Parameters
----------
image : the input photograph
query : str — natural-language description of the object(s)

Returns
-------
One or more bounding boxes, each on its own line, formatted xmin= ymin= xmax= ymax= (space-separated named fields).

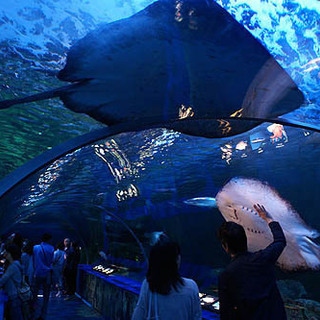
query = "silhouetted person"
xmin=63 ymin=238 xmax=71 ymax=252
xmin=20 ymin=241 xmax=34 ymax=320
xmin=0 ymin=244 xmax=23 ymax=320
xmin=7 ymin=232 xmax=23 ymax=250
xmin=21 ymin=241 xmax=34 ymax=285
xmin=132 ymin=240 xmax=201 ymax=320
xmin=52 ymin=242 xmax=65 ymax=297
xmin=32 ymin=233 xmax=54 ymax=320
xmin=63 ymin=238 xmax=75 ymax=295
xmin=218 ymin=204 xmax=287 ymax=320
xmin=69 ymin=241 xmax=81 ymax=295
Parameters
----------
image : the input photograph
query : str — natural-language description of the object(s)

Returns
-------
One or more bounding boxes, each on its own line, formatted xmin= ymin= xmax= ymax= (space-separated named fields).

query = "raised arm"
xmin=254 ymin=204 xmax=287 ymax=264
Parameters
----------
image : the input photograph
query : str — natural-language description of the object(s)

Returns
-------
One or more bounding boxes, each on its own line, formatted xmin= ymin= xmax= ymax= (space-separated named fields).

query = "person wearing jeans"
xmin=32 ymin=233 xmax=54 ymax=320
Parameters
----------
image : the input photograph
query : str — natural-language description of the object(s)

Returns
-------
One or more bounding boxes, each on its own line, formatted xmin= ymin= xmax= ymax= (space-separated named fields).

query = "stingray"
xmin=0 ymin=0 xmax=304 ymax=138
xmin=185 ymin=177 xmax=320 ymax=270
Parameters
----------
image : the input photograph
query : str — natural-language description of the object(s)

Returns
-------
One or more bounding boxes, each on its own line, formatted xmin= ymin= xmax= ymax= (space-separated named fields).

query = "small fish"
xmin=184 ymin=197 xmax=217 ymax=208
xmin=216 ymin=177 xmax=320 ymax=271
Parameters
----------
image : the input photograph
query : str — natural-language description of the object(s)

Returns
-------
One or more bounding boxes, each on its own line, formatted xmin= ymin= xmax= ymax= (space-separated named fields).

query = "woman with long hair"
xmin=132 ymin=240 xmax=201 ymax=320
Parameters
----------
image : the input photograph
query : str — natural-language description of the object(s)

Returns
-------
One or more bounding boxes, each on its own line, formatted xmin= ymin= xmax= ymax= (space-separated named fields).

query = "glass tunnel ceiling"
xmin=2 ymin=124 xmax=320 ymax=241
xmin=1 ymin=0 xmax=320 ymax=299
xmin=0 ymin=0 xmax=318 ymax=217
xmin=0 ymin=0 xmax=319 ymax=179
xmin=2 ymin=123 xmax=320 ymax=300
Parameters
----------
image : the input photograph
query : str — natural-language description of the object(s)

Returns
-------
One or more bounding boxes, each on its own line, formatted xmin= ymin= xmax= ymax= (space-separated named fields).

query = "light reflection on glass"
xmin=116 ymin=184 xmax=139 ymax=202
xmin=93 ymin=265 xmax=116 ymax=275
xmin=267 ymin=123 xmax=288 ymax=143
xmin=188 ymin=8 xmax=198 ymax=30
xmin=230 ymin=108 xmax=243 ymax=118
xmin=94 ymin=131 xmax=179 ymax=183
xmin=235 ymin=140 xmax=248 ymax=151
xmin=174 ymin=1 xmax=198 ymax=30
xmin=175 ymin=0 xmax=183 ymax=22
xmin=137 ymin=130 xmax=180 ymax=165
xmin=302 ymin=57 xmax=320 ymax=73
xmin=221 ymin=144 xmax=233 ymax=165
xmin=179 ymin=104 xmax=194 ymax=119
xmin=22 ymin=152 xmax=77 ymax=207
xmin=94 ymin=139 xmax=134 ymax=183
xmin=220 ymin=124 xmax=292 ymax=165
xmin=93 ymin=130 xmax=180 ymax=202
xmin=217 ymin=119 xmax=232 ymax=136
xmin=199 ymin=292 xmax=219 ymax=311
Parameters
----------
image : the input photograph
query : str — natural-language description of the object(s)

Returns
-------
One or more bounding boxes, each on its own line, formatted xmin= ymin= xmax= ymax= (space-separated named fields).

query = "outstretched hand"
xmin=253 ymin=204 xmax=273 ymax=224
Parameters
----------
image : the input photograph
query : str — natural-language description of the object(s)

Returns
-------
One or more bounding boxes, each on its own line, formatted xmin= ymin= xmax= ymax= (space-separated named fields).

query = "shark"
xmin=185 ymin=177 xmax=320 ymax=271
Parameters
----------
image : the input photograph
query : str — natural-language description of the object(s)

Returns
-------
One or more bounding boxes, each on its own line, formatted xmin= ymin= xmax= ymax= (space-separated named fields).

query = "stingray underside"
xmin=56 ymin=0 xmax=304 ymax=138
xmin=216 ymin=177 xmax=320 ymax=270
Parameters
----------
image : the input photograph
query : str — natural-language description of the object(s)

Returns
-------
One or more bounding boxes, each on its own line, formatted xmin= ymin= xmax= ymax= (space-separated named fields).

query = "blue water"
xmin=0 ymin=0 xmax=320 ymax=313
xmin=216 ymin=0 xmax=320 ymax=126
xmin=1 ymin=0 xmax=320 ymax=179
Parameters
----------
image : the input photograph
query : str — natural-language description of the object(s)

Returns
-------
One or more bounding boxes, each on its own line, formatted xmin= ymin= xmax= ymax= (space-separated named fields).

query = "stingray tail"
xmin=0 ymin=81 xmax=88 ymax=110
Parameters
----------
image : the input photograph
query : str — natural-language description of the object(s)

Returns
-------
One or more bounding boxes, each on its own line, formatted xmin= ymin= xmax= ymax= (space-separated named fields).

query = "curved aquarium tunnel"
xmin=1 ymin=122 xmax=320 ymax=306
xmin=1 ymin=0 xmax=320 ymax=317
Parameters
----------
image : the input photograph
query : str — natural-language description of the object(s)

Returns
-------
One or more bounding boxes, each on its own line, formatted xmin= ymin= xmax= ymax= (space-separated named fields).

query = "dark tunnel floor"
xmin=45 ymin=295 xmax=104 ymax=320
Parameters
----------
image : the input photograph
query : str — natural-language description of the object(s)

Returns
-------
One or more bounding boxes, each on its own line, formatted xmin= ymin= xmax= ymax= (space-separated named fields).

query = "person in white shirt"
xmin=52 ymin=242 xmax=65 ymax=297
xmin=132 ymin=240 xmax=202 ymax=320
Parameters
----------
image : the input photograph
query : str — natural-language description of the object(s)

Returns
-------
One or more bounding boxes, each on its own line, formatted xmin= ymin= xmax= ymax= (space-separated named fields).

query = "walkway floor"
xmin=45 ymin=295 xmax=104 ymax=320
